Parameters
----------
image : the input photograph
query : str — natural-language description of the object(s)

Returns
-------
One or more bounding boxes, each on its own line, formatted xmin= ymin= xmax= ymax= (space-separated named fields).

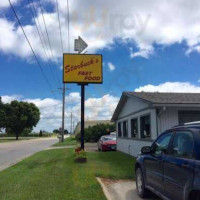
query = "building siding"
xmin=117 ymin=138 xmax=153 ymax=157
xmin=158 ymin=108 xmax=178 ymax=133
xmin=118 ymin=97 xmax=149 ymax=119
xmin=157 ymin=107 xmax=200 ymax=133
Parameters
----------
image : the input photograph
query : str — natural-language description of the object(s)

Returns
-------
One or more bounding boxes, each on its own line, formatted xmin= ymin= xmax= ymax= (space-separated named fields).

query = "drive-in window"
xmin=140 ymin=115 xmax=151 ymax=139
xmin=131 ymin=118 xmax=138 ymax=138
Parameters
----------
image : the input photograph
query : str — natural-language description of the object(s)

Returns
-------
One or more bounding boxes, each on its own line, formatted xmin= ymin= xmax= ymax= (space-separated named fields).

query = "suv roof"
xmin=171 ymin=121 xmax=200 ymax=130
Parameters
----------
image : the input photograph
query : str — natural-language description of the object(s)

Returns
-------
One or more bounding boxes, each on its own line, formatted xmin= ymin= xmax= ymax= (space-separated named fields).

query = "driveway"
xmin=0 ymin=137 xmax=57 ymax=171
xmin=85 ymin=142 xmax=98 ymax=152
xmin=97 ymin=178 xmax=160 ymax=200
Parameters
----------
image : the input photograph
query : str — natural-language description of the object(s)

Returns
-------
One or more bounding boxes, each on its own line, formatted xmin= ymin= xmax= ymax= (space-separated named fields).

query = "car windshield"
xmin=103 ymin=137 xmax=116 ymax=141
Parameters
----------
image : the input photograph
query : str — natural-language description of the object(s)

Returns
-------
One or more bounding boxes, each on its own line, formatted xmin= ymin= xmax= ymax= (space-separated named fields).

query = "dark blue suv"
xmin=135 ymin=122 xmax=200 ymax=200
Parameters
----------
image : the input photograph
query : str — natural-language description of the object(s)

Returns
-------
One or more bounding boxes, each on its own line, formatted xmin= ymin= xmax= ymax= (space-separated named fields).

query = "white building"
xmin=111 ymin=92 xmax=200 ymax=157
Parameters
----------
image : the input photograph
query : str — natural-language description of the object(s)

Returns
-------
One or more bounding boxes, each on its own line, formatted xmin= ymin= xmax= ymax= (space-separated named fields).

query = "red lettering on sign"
xmin=65 ymin=65 xmax=70 ymax=73
xmin=84 ymin=76 xmax=100 ymax=81
xmin=65 ymin=58 xmax=97 ymax=74
xmin=78 ymin=71 xmax=93 ymax=76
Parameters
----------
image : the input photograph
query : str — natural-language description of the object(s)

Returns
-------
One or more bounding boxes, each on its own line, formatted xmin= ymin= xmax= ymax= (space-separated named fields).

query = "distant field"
xmin=0 ymin=138 xmax=33 ymax=143
xmin=0 ymin=139 xmax=13 ymax=143
xmin=0 ymin=137 xmax=41 ymax=143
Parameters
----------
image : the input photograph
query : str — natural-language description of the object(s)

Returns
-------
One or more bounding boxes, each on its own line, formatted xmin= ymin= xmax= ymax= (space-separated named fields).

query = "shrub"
xmin=74 ymin=148 xmax=87 ymax=163
xmin=75 ymin=123 xmax=116 ymax=142
xmin=75 ymin=149 xmax=87 ymax=159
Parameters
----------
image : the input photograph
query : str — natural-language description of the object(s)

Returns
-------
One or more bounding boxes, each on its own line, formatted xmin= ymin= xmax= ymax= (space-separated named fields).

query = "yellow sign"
xmin=63 ymin=54 xmax=103 ymax=84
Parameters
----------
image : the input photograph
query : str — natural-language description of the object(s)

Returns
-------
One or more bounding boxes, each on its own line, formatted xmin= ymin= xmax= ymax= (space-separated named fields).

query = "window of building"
xmin=131 ymin=118 xmax=138 ymax=138
xmin=140 ymin=115 xmax=151 ymax=139
xmin=118 ymin=122 xmax=122 ymax=137
xmin=123 ymin=121 xmax=128 ymax=137
xmin=169 ymin=131 xmax=194 ymax=158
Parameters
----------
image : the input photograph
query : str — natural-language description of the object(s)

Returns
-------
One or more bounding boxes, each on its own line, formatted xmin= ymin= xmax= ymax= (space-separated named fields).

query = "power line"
xmin=66 ymin=0 xmax=70 ymax=53
xmin=30 ymin=0 xmax=61 ymax=89
xmin=30 ymin=0 xmax=49 ymax=56
xmin=55 ymin=0 xmax=64 ymax=53
xmin=8 ymin=0 xmax=56 ymax=99
xmin=38 ymin=0 xmax=62 ymax=88
xmin=28 ymin=0 xmax=60 ymax=89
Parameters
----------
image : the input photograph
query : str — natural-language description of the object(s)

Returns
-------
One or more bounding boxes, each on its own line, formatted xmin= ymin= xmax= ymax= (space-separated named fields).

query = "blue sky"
xmin=1 ymin=0 xmax=200 ymax=131
xmin=2 ymin=41 xmax=200 ymax=99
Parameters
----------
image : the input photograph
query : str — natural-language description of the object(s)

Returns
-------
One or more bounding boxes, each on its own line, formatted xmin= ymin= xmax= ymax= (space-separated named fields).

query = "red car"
xmin=98 ymin=135 xmax=117 ymax=151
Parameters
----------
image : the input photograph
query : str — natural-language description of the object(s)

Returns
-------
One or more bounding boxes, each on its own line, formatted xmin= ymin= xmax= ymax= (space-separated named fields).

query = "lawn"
xmin=53 ymin=136 xmax=79 ymax=146
xmin=0 ymin=138 xmax=34 ymax=143
xmin=0 ymin=149 xmax=135 ymax=200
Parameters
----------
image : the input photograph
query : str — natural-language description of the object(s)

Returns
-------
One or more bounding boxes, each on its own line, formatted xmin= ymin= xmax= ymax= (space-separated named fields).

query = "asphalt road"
xmin=0 ymin=137 xmax=57 ymax=171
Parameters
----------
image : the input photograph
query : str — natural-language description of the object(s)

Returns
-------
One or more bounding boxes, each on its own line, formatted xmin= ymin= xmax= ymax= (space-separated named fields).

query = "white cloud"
xmin=0 ymin=0 xmax=21 ymax=8
xmin=1 ymin=93 xmax=118 ymax=132
xmin=135 ymin=82 xmax=200 ymax=93
xmin=186 ymin=45 xmax=200 ymax=55
xmin=85 ymin=94 xmax=119 ymax=120
xmin=66 ymin=92 xmax=81 ymax=103
xmin=107 ymin=62 xmax=115 ymax=71
xmin=1 ymin=95 xmax=22 ymax=103
xmin=2 ymin=0 xmax=200 ymax=61
xmin=0 ymin=18 xmax=45 ymax=60
xmin=130 ymin=46 xmax=154 ymax=59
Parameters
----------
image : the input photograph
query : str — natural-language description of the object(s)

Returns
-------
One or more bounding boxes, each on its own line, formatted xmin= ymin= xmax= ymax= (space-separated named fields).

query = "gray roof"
xmin=125 ymin=92 xmax=200 ymax=104
xmin=111 ymin=92 xmax=200 ymax=122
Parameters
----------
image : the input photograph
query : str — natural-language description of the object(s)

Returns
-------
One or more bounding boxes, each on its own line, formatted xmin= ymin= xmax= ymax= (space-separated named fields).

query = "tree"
xmin=53 ymin=129 xmax=68 ymax=134
xmin=0 ymin=97 xmax=6 ymax=130
xmin=4 ymin=100 xmax=40 ymax=140
xmin=64 ymin=129 xmax=69 ymax=134
xmin=53 ymin=129 xmax=59 ymax=133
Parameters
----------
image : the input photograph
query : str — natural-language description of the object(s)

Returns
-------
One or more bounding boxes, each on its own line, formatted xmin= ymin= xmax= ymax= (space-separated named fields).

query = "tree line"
xmin=0 ymin=97 xmax=40 ymax=140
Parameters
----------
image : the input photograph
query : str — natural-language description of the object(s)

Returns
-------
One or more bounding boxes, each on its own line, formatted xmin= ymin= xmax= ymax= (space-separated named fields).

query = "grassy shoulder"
xmin=0 ymin=149 xmax=135 ymax=200
xmin=0 ymin=139 xmax=14 ymax=143
xmin=0 ymin=138 xmax=35 ymax=143
xmin=53 ymin=136 xmax=79 ymax=146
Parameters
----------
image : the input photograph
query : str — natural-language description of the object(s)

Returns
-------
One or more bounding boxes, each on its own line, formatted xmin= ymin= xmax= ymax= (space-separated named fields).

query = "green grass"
xmin=0 ymin=149 xmax=135 ymax=200
xmin=53 ymin=136 xmax=79 ymax=146
xmin=0 ymin=138 xmax=33 ymax=143
xmin=0 ymin=139 xmax=13 ymax=143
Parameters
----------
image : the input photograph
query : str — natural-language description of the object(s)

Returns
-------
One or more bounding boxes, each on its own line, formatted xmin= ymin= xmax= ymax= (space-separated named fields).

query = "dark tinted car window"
xmin=152 ymin=132 xmax=173 ymax=155
xmin=169 ymin=131 xmax=194 ymax=158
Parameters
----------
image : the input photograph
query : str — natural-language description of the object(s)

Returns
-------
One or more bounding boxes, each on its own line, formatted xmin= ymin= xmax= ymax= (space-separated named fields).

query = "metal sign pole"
xmin=80 ymin=84 xmax=85 ymax=150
